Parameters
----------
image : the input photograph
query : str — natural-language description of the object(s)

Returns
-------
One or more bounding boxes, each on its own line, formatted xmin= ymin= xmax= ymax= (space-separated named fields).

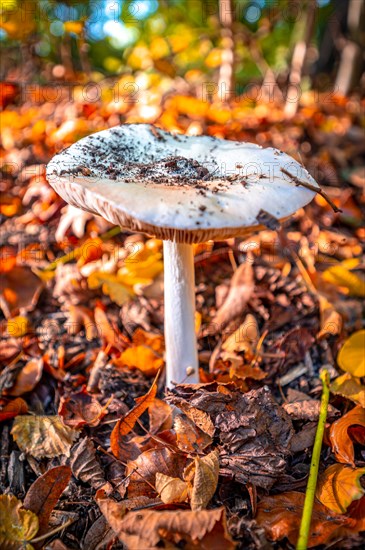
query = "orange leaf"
xmin=117 ymin=345 xmax=164 ymax=377
xmin=329 ymin=405 xmax=365 ymax=466
xmin=0 ymin=398 xmax=28 ymax=422
xmin=4 ymin=358 xmax=43 ymax=397
xmin=111 ymin=372 xmax=159 ymax=456
xmin=316 ymin=463 xmax=365 ymax=514
xmin=23 ymin=465 xmax=71 ymax=536
xmin=255 ymin=491 xmax=355 ymax=547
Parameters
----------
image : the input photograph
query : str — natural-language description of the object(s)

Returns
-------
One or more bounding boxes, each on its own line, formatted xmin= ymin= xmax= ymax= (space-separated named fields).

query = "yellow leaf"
xmin=322 ymin=263 xmax=365 ymax=297
xmin=0 ymin=494 xmax=38 ymax=550
xmin=337 ymin=330 xmax=365 ymax=378
xmin=316 ymin=464 xmax=365 ymax=514
xmin=330 ymin=373 xmax=365 ymax=408
xmin=64 ymin=21 xmax=84 ymax=34
xmin=11 ymin=416 xmax=79 ymax=458
xmin=118 ymin=252 xmax=163 ymax=286
xmin=317 ymin=295 xmax=342 ymax=339
xmin=132 ymin=328 xmax=164 ymax=352
xmin=117 ymin=345 xmax=164 ymax=377
xmin=155 ymin=473 xmax=188 ymax=504
xmin=184 ymin=449 xmax=219 ymax=510
xmin=7 ymin=316 xmax=30 ymax=337
xmin=87 ymin=272 xmax=133 ymax=306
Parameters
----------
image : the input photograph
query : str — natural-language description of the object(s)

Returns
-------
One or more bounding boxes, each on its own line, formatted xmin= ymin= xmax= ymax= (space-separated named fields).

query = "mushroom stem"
xmin=163 ymin=240 xmax=199 ymax=387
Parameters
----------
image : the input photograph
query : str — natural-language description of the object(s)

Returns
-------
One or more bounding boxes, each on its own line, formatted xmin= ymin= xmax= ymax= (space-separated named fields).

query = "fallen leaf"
xmin=329 ymin=405 xmax=365 ymax=466
xmin=166 ymin=395 xmax=215 ymax=438
xmin=174 ymin=414 xmax=212 ymax=453
xmin=7 ymin=315 xmax=30 ymax=337
xmin=70 ymin=437 xmax=111 ymax=491
xmin=11 ymin=415 xmax=79 ymax=458
xmin=330 ymin=373 xmax=365 ymax=407
xmin=184 ymin=449 xmax=219 ymax=510
xmin=0 ymin=398 xmax=28 ymax=422
xmin=155 ymin=472 xmax=188 ymax=504
xmin=98 ymin=501 xmax=235 ymax=550
xmin=222 ymin=313 xmax=259 ymax=353
xmin=23 ymin=466 xmax=71 ymax=535
xmin=0 ymin=266 xmax=43 ymax=316
xmin=94 ymin=306 xmax=123 ymax=348
xmin=148 ymin=398 xmax=173 ymax=434
xmin=322 ymin=263 xmax=365 ymax=297
xmin=316 ymin=463 xmax=365 ymax=514
xmin=0 ymin=195 xmax=21 ymax=217
xmin=317 ymin=294 xmax=342 ymax=339
xmin=88 ymin=272 xmax=133 ymax=306
xmin=131 ymin=328 xmax=164 ymax=353
xmin=168 ymin=384 xmax=293 ymax=489
xmin=0 ymin=494 xmax=38 ymax=550
xmin=58 ymin=388 xmax=110 ymax=428
xmin=337 ymin=330 xmax=365 ymax=378
xmin=116 ymin=345 xmax=164 ymax=377
xmin=255 ymin=491 xmax=355 ymax=547
xmin=111 ymin=373 xmax=159 ymax=451
xmin=126 ymin=447 xmax=187 ymax=498
xmin=211 ymin=260 xmax=254 ymax=330
xmin=283 ymin=399 xmax=339 ymax=421
xmin=4 ymin=358 xmax=43 ymax=397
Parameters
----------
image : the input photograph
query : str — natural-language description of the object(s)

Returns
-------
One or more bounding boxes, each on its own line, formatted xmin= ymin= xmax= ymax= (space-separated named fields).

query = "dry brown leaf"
xmin=111 ymin=373 xmax=159 ymax=455
xmin=148 ymin=398 xmax=173 ymax=434
xmin=23 ymin=465 xmax=71 ymax=535
xmin=11 ymin=415 xmax=79 ymax=458
xmin=94 ymin=306 xmax=123 ymax=349
xmin=4 ymin=358 xmax=43 ymax=397
xmin=126 ymin=447 xmax=187 ymax=498
xmin=70 ymin=437 xmax=111 ymax=491
xmin=155 ymin=472 xmax=188 ymax=504
xmin=0 ymin=397 xmax=28 ymax=422
xmin=67 ymin=305 xmax=98 ymax=341
xmin=283 ymin=400 xmax=339 ymax=421
xmin=330 ymin=373 xmax=365 ymax=407
xmin=329 ymin=405 xmax=365 ymax=466
xmin=184 ymin=449 xmax=219 ymax=510
xmin=58 ymin=388 xmax=110 ymax=428
xmin=174 ymin=414 xmax=212 ymax=453
xmin=0 ymin=494 xmax=39 ymax=550
xmin=255 ymin=491 xmax=355 ymax=547
xmin=166 ymin=395 xmax=215 ymax=437
xmin=316 ymin=463 xmax=365 ymax=514
xmin=211 ymin=260 xmax=254 ymax=330
xmin=97 ymin=498 xmax=235 ymax=550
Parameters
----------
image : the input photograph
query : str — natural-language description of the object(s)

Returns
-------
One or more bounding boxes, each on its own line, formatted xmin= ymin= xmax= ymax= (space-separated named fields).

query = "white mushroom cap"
xmin=46 ymin=124 xmax=319 ymax=243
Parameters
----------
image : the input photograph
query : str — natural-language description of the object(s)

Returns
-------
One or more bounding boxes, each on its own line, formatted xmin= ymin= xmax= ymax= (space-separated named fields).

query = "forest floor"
xmin=0 ymin=87 xmax=364 ymax=549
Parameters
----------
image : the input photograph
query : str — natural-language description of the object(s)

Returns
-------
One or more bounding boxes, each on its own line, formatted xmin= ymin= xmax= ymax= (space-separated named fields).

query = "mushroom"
xmin=46 ymin=124 xmax=319 ymax=387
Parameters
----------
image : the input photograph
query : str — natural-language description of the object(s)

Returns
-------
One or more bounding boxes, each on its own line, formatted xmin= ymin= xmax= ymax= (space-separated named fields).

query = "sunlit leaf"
xmin=337 ymin=330 xmax=365 ymax=378
xmin=316 ymin=463 xmax=365 ymax=514
xmin=322 ymin=263 xmax=365 ymax=297
xmin=6 ymin=315 xmax=30 ymax=338
xmin=116 ymin=345 xmax=164 ymax=377
xmin=11 ymin=415 xmax=79 ymax=458
xmin=4 ymin=358 xmax=43 ymax=397
xmin=330 ymin=373 xmax=365 ymax=408
xmin=155 ymin=473 xmax=188 ymax=504
xmin=0 ymin=494 xmax=38 ymax=550
xmin=88 ymin=272 xmax=133 ymax=306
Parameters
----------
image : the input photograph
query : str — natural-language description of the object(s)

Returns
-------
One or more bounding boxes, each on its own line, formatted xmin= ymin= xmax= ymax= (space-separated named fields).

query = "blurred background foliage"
xmin=0 ymin=0 xmax=363 ymax=95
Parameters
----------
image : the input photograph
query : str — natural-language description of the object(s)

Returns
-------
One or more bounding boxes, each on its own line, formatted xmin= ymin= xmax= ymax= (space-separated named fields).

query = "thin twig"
xmin=280 ymin=168 xmax=342 ymax=213
xmin=31 ymin=517 xmax=76 ymax=543
xmin=296 ymin=369 xmax=330 ymax=550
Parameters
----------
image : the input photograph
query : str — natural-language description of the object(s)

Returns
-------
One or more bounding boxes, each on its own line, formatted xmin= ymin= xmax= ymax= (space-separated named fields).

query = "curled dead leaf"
xmin=155 ymin=472 xmax=188 ymax=504
xmin=70 ymin=437 xmax=111 ymax=491
xmin=329 ymin=405 xmax=365 ymax=466
xmin=4 ymin=358 xmax=43 ymax=397
xmin=0 ymin=397 xmax=28 ymax=422
xmin=184 ymin=449 xmax=219 ymax=510
xmin=58 ymin=388 xmax=111 ymax=428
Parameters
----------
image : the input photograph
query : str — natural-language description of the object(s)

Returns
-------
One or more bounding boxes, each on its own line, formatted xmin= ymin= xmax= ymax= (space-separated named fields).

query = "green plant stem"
xmin=296 ymin=369 xmax=330 ymax=550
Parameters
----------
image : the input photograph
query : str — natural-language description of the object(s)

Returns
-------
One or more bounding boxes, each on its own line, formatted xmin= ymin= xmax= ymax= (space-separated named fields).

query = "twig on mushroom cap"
xmin=280 ymin=167 xmax=342 ymax=213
